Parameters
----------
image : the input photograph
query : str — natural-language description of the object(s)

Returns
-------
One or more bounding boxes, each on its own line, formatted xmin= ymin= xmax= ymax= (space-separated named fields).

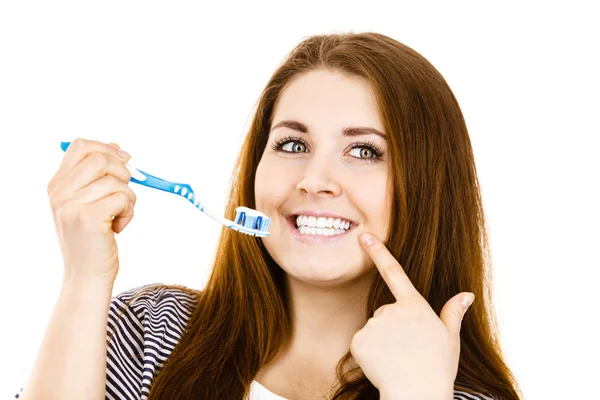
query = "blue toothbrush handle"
xmin=60 ymin=141 xmax=195 ymax=199
xmin=59 ymin=141 xmax=269 ymax=236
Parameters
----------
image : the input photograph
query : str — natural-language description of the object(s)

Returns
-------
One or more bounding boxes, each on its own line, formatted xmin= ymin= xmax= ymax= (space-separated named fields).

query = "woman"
xmin=17 ymin=32 xmax=522 ymax=399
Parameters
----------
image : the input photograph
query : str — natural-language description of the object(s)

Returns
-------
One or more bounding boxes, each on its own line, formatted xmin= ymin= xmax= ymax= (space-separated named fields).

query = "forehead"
xmin=272 ymin=69 xmax=385 ymax=133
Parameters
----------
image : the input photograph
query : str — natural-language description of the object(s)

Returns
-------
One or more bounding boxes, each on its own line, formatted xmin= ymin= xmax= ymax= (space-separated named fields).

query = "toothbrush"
xmin=60 ymin=141 xmax=270 ymax=237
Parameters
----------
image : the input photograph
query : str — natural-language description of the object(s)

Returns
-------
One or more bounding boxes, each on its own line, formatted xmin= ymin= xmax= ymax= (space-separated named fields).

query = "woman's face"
xmin=255 ymin=69 xmax=392 ymax=286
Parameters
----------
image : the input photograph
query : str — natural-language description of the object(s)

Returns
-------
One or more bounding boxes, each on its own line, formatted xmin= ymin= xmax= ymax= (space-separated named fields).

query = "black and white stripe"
xmin=104 ymin=283 xmax=197 ymax=399
xmin=15 ymin=283 xmax=497 ymax=399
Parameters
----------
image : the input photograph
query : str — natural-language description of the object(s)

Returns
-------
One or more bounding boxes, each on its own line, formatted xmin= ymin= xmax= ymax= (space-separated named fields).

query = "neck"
xmin=254 ymin=271 xmax=374 ymax=399
xmin=281 ymin=269 xmax=376 ymax=369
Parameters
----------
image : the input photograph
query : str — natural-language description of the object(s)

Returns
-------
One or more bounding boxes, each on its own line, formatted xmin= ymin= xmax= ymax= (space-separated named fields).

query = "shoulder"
xmin=106 ymin=282 xmax=199 ymax=399
xmin=454 ymin=390 xmax=498 ymax=400
xmin=107 ymin=282 xmax=198 ymax=344
xmin=107 ymin=281 xmax=200 ymax=347
xmin=109 ymin=282 xmax=199 ymax=313
xmin=108 ymin=282 xmax=198 ymax=328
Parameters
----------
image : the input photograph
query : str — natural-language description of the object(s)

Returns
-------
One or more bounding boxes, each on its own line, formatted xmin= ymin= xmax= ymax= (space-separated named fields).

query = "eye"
xmin=349 ymin=146 xmax=378 ymax=160
xmin=277 ymin=138 xmax=307 ymax=153
xmin=271 ymin=136 xmax=384 ymax=163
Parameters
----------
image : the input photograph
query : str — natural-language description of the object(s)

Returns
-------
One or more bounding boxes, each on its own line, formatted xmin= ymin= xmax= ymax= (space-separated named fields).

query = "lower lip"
xmin=286 ymin=217 xmax=356 ymax=244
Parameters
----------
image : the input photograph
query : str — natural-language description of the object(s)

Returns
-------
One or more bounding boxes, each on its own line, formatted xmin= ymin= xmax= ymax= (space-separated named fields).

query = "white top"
xmin=248 ymin=380 xmax=287 ymax=399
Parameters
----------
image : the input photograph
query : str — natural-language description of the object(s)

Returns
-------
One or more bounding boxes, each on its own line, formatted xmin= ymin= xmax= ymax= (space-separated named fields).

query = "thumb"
xmin=440 ymin=292 xmax=475 ymax=336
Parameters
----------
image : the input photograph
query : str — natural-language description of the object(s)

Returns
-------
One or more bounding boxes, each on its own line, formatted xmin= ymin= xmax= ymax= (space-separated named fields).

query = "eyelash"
xmin=270 ymin=136 xmax=384 ymax=163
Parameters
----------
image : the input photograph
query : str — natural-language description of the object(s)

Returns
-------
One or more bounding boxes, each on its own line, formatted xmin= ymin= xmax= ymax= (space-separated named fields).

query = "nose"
xmin=295 ymin=153 xmax=342 ymax=197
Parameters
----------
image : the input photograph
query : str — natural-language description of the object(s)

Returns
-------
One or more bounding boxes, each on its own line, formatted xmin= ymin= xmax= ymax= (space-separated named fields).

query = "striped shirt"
xmin=15 ymin=283 xmax=496 ymax=399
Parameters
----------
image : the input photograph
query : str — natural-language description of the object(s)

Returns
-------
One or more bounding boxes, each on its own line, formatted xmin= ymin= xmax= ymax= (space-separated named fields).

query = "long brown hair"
xmin=122 ymin=32 xmax=522 ymax=399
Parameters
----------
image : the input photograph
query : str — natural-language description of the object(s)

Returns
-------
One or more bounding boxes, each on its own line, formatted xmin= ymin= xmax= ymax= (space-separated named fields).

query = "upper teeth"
xmin=295 ymin=215 xmax=352 ymax=230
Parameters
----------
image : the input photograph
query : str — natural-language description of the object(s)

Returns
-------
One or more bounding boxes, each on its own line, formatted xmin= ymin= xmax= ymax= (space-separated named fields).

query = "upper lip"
xmin=287 ymin=210 xmax=358 ymax=225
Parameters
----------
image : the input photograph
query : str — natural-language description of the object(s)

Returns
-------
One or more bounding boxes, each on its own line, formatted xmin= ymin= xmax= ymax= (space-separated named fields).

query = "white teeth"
xmin=294 ymin=214 xmax=353 ymax=232
xmin=298 ymin=226 xmax=347 ymax=236
xmin=296 ymin=215 xmax=351 ymax=229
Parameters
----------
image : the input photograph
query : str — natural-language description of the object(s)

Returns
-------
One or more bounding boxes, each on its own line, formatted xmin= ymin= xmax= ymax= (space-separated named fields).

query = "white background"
xmin=1 ymin=1 xmax=598 ymax=398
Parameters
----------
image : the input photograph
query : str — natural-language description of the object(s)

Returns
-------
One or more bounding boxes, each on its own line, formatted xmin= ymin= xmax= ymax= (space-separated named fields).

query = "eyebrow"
xmin=270 ymin=120 xmax=387 ymax=141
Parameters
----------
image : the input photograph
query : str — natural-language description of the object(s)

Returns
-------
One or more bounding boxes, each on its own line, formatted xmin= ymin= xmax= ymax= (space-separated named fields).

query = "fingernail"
xmin=361 ymin=233 xmax=375 ymax=247
xmin=461 ymin=293 xmax=475 ymax=310
xmin=118 ymin=149 xmax=130 ymax=158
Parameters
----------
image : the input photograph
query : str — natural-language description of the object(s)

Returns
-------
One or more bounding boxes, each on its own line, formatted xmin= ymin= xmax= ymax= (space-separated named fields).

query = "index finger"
xmin=360 ymin=232 xmax=420 ymax=300
xmin=54 ymin=138 xmax=129 ymax=182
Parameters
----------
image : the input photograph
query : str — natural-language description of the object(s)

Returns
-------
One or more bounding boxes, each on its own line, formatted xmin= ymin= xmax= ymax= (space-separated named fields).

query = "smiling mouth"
xmin=285 ymin=215 xmax=358 ymax=239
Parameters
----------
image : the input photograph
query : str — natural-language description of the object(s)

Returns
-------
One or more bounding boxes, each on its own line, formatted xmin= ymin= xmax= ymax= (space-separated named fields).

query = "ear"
xmin=439 ymin=293 xmax=474 ymax=336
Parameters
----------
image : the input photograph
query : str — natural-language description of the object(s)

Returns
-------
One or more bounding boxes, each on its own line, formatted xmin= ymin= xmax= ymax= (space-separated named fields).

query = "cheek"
xmin=352 ymin=173 xmax=390 ymax=230
xmin=254 ymin=159 xmax=289 ymax=210
xmin=254 ymin=161 xmax=266 ymax=209
xmin=354 ymin=174 xmax=387 ymax=208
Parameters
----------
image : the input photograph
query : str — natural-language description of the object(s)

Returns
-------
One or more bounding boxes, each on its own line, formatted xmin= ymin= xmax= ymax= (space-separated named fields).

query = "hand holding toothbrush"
xmin=59 ymin=140 xmax=270 ymax=237
xmin=47 ymin=138 xmax=135 ymax=287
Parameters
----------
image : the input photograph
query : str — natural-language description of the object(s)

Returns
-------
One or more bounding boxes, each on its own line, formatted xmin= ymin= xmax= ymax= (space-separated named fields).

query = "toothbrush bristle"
xmin=233 ymin=207 xmax=270 ymax=237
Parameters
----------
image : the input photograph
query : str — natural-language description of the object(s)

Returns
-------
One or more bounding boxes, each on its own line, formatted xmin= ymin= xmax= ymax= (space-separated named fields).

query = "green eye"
xmin=271 ymin=136 xmax=384 ymax=164
xmin=349 ymin=147 xmax=375 ymax=159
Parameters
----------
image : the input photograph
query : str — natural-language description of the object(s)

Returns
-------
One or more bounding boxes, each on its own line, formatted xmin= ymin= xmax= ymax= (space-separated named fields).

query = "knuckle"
xmin=105 ymin=174 xmax=120 ymax=186
xmin=90 ymin=152 xmax=109 ymax=171
xmin=116 ymin=190 xmax=129 ymax=203
xmin=47 ymin=180 xmax=55 ymax=196
xmin=365 ymin=317 xmax=378 ymax=328
xmin=123 ymin=165 xmax=132 ymax=181
xmin=70 ymin=138 xmax=85 ymax=151
xmin=116 ymin=164 xmax=131 ymax=183
xmin=373 ymin=304 xmax=389 ymax=317
xmin=48 ymin=184 xmax=63 ymax=209
xmin=49 ymin=194 xmax=61 ymax=210
xmin=105 ymin=175 xmax=124 ymax=194
xmin=108 ymin=144 xmax=122 ymax=158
